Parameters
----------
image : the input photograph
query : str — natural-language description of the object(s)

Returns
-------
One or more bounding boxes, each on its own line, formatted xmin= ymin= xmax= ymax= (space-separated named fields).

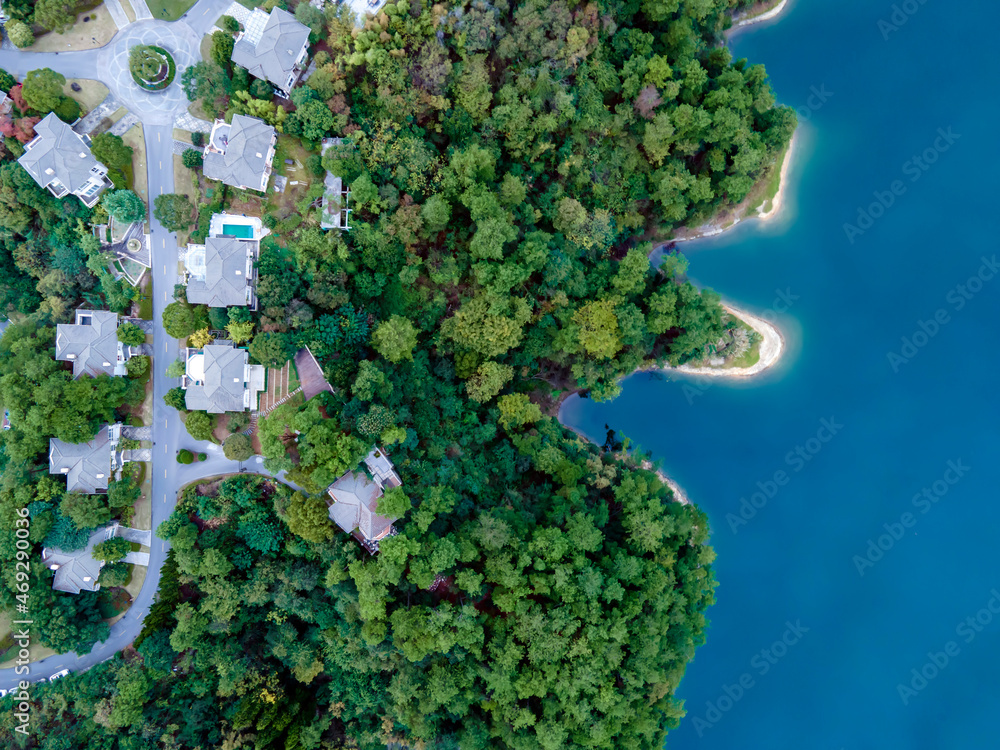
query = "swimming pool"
xmin=222 ymin=224 xmax=254 ymax=239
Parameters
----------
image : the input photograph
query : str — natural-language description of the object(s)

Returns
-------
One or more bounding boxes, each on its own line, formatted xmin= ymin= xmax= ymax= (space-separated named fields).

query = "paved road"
xmin=0 ymin=0 xmax=280 ymax=690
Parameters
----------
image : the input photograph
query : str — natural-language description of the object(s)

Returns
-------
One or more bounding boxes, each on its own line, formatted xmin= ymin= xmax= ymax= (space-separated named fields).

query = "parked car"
xmin=0 ymin=688 xmax=8 ymax=697
xmin=48 ymin=669 xmax=69 ymax=682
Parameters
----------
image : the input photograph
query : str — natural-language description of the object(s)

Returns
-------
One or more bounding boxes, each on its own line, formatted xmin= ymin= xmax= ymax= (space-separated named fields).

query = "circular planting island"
xmin=126 ymin=238 xmax=142 ymax=254
xmin=128 ymin=44 xmax=176 ymax=92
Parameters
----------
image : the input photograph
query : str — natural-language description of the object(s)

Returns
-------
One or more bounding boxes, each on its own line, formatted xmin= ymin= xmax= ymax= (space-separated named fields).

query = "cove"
xmin=561 ymin=0 xmax=1000 ymax=747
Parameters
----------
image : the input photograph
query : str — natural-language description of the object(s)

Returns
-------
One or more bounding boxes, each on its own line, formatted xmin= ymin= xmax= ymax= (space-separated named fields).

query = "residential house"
xmin=41 ymin=526 xmax=116 ymax=594
xmin=56 ymin=309 xmax=130 ymax=378
xmin=49 ymin=424 xmax=122 ymax=495
xmin=184 ymin=214 xmax=260 ymax=307
xmin=17 ymin=113 xmax=112 ymax=208
xmin=231 ymin=7 xmax=311 ymax=96
xmin=183 ymin=342 xmax=266 ymax=413
xmin=203 ymin=114 xmax=277 ymax=192
xmin=326 ymin=448 xmax=403 ymax=552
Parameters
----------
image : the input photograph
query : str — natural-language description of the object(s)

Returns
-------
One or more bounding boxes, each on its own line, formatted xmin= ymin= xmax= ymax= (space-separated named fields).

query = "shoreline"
xmin=559 ymin=420 xmax=692 ymax=506
xmin=728 ymin=0 xmax=789 ymax=33
xmin=757 ymin=130 xmax=797 ymax=221
xmin=670 ymin=129 xmax=799 ymax=245
xmin=665 ymin=304 xmax=785 ymax=378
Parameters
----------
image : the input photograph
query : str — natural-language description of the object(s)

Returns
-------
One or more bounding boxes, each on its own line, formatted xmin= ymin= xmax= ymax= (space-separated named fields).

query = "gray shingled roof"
xmin=203 ymin=115 xmax=275 ymax=191
xmin=327 ymin=471 xmax=395 ymax=541
xmin=49 ymin=426 xmax=113 ymax=494
xmin=185 ymin=344 xmax=249 ymax=413
xmin=41 ymin=526 xmax=112 ymax=594
xmin=231 ymin=7 xmax=310 ymax=91
xmin=186 ymin=236 xmax=255 ymax=307
xmin=18 ymin=113 xmax=104 ymax=194
xmin=56 ymin=310 xmax=121 ymax=378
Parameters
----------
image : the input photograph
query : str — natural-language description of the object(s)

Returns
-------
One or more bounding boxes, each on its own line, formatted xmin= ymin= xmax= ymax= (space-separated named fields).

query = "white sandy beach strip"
xmin=732 ymin=0 xmax=789 ymax=30
xmin=667 ymin=304 xmax=785 ymax=379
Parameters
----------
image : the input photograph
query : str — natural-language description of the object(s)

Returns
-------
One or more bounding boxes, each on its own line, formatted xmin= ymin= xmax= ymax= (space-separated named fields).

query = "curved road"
xmin=0 ymin=0 xmax=279 ymax=688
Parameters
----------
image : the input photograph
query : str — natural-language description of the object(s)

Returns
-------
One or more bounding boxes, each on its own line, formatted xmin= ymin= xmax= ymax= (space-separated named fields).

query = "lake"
xmin=560 ymin=0 xmax=1000 ymax=747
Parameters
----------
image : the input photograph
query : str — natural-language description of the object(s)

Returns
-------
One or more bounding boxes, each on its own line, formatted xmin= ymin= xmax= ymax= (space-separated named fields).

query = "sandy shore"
xmin=665 ymin=304 xmax=785 ymax=379
xmin=730 ymin=0 xmax=789 ymax=31
xmin=757 ymin=131 xmax=797 ymax=221
xmin=641 ymin=461 xmax=691 ymax=505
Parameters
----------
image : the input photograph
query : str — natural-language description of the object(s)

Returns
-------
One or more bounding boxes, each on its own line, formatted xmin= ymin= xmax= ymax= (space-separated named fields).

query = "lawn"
xmin=120 ymin=0 xmax=137 ymax=23
xmin=134 ymin=466 xmax=152 ymax=530
xmin=264 ymin=135 xmax=319 ymax=219
xmin=30 ymin=6 xmax=117 ymax=52
xmin=122 ymin=124 xmax=149 ymax=205
xmin=63 ymin=79 xmax=108 ymax=114
xmin=172 ymin=154 xmax=202 ymax=246
xmin=137 ymin=275 xmax=153 ymax=320
xmin=148 ymin=0 xmax=198 ymax=21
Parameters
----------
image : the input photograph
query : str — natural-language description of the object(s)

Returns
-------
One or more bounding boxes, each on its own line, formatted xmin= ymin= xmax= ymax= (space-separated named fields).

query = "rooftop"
xmin=185 ymin=234 xmax=257 ymax=307
xmin=42 ymin=526 xmax=115 ymax=594
xmin=203 ymin=115 xmax=276 ymax=192
xmin=184 ymin=343 xmax=265 ymax=413
xmin=18 ymin=113 xmax=106 ymax=196
xmin=49 ymin=424 xmax=119 ymax=494
xmin=231 ymin=7 xmax=311 ymax=92
xmin=55 ymin=310 xmax=125 ymax=378
xmin=327 ymin=471 xmax=395 ymax=542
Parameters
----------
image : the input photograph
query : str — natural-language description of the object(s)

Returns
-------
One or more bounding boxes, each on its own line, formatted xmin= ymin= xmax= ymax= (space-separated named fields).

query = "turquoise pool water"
xmin=222 ymin=224 xmax=254 ymax=238
xmin=562 ymin=1 xmax=1000 ymax=747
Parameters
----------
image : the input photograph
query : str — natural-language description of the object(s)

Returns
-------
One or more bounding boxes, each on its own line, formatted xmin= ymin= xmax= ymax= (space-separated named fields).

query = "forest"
xmin=0 ymin=0 xmax=792 ymax=747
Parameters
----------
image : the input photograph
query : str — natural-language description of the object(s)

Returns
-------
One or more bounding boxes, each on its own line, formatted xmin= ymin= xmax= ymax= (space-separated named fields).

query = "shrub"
xmin=102 ymin=189 xmax=146 ymax=224
xmin=98 ymin=563 xmax=131 ymax=588
xmin=6 ymin=21 xmax=34 ymax=49
xmin=165 ymin=359 xmax=187 ymax=379
xmin=227 ymin=411 xmax=249 ymax=433
xmin=165 ymin=387 xmax=187 ymax=412
xmin=191 ymin=131 xmax=205 ymax=147
xmin=185 ymin=411 xmax=215 ymax=442
xmin=176 ymin=449 xmax=193 ymax=464
xmin=198 ymin=453 xmax=207 ymax=462
xmin=92 ymin=537 xmax=132 ymax=564
xmin=181 ymin=148 xmax=203 ymax=169
xmin=153 ymin=193 xmax=195 ymax=232
xmin=220 ymin=15 xmax=241 ymax=35
xmin=117 ymin=322 xmax=146 ymax=346
xmin=223 ymin=433 xmax=253 ymax=461
xmin=126 ymin=355 xmax=150 ymax=378
xmin=53 ymin=96 xmax=81 ymax=123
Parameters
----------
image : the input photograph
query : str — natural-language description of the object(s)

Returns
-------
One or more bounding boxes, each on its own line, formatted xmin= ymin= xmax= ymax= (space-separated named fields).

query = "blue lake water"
xmin=560 ymin=1 xmax=1000 ymax=747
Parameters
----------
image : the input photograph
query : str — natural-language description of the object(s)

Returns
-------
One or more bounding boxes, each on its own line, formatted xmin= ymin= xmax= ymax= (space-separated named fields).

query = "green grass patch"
xmin=147 ymin=0 xmax=198 ymax=21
